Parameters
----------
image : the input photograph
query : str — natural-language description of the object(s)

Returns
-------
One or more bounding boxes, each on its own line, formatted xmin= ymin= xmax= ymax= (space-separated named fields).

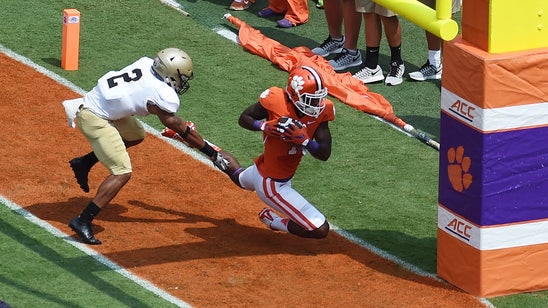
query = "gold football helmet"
xmin=152 ymin=48 xmax=194 ymax=94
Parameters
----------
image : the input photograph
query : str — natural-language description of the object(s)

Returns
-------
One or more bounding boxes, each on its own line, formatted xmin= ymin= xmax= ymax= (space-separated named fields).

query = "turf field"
xmin=0 ymin=0 xmax=546 ymax=307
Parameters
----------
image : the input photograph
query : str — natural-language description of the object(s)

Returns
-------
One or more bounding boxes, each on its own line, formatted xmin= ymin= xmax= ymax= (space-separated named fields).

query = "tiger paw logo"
xmin=447 ymin=146 xmax=473 ymax=192
xmin=290 ymin=75 xmax=304 ymax=92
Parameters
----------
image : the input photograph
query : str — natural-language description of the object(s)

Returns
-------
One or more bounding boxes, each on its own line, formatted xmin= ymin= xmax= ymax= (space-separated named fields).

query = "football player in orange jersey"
xmin=230 ymin=65 xmax=336 ymax=239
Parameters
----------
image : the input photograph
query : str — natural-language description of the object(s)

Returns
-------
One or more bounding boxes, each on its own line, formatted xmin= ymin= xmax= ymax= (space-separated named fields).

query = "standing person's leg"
xmin=381 ymin=14 xmax=405 ymax=86
xmin=311 ymin=0 xmax=345 ymax=57
xmin=409 ymin=0 xmax=460 ymax=81
xmin=342 ymin=0 xmax=361 ymax=51
xmin=353 ymin=10 xmax=385 ymax=83
xmin=409 ymin=0 xmax=442 ymax=81
xmin=325 ymin=0 xmax=343 ymax=38
xmin=328 ymin=0 xmax=363 ymax=71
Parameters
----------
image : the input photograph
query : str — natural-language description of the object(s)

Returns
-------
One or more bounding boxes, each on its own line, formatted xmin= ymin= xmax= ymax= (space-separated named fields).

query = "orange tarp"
xmin=225 ymin=15 xmax=406 ymax=128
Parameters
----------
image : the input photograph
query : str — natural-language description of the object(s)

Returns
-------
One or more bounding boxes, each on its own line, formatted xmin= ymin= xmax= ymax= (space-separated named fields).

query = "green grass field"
xmin=0 ymin=0 xmax=546 ymax=307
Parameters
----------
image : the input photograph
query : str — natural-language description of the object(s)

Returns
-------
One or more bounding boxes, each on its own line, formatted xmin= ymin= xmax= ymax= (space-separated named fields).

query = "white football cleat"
xmin=258 ymin=208 xmax=280 ymax=229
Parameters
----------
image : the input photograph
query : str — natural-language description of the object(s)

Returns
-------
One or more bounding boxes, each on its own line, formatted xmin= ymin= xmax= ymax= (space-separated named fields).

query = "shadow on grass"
xmin=0 ymin=214 xmax=173 ymax=307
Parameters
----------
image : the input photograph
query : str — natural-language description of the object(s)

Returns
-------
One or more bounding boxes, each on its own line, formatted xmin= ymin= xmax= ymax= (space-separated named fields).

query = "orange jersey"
xmin=254 ymin=87 xmax=335 ymax=180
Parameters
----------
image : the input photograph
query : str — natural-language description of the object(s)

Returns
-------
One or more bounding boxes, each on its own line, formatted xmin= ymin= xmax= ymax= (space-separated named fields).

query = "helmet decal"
xmin=286 ymin=66 xmax=328 ymax=118
xmin=290 ymin=75 xmax=305 ymax=94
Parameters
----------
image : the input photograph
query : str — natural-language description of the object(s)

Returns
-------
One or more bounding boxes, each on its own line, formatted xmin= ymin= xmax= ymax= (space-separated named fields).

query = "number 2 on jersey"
xmin=107 ymin=68 xmax=143 ymax=88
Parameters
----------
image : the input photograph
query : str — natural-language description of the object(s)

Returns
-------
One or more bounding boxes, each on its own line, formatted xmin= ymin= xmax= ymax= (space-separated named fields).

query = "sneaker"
xmin=258 ymin=7 xmax=278 ymax=18
xmin=69 ymin=157 xmax=91 ymax=193
xmin=258 ymin=208 xmax=280 ymax=229
xmin=68 ymin=217 xmax=102 ymax=245
xmin=409 ymin=60 xmax=442 ymax=81
xmin=328 ymin=48 xmax=362 ymax=71
xmin=229 ymin=0 xmax=252 ymax=10
xmin=352 ymin=65 xmax=384 ymax=84
xmin=385 ymin=62 xmax=405 ymax=86
xmin=276 ymin=18 xmax=294 ymax=28
xmin=315 ymin=0 xmax=324 ymax=9
xmin=311 ymin=36 xmax=345 ymax=57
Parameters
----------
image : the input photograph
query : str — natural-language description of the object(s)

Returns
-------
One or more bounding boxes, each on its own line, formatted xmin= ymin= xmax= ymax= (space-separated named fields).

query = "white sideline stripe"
xmin=0 ymin=196 xmax=192 ymax=308
xmin=0 ymin=43 xmax=493 ymax=307
xmin=213 ymin=27 xmax=239 ymax=45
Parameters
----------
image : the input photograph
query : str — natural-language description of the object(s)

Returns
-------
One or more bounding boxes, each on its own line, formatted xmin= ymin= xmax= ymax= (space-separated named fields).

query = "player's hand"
xmin=274 ymin=116 xmax=299 ymax=133
xmin=211 ymin=151 xmax=230 ymax=171
xmin=280 ymin=117 xmax=310 ymax=146
xmin=261 ymin=119 xmax=284 ymax=138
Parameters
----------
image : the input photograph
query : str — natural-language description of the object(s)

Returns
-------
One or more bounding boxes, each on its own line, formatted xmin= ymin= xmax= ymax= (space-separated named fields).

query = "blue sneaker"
xmin=276 ymin=18 xmax=294 ymax=28
xmin=258 ymin=7 xmax=277 ymax=18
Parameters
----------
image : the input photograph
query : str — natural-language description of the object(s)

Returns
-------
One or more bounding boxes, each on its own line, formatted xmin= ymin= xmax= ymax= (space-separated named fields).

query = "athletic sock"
xmin=364 ymin=46 xmax=380 ymax=69
xmin=270 ymin=218 xmax=289 ymax=232
xmin=428 ymin=49 xmax=442 ymax=68
xmin=389 ymin=44 xmax=403 ymax=65
xmin=82 ymin=151 xmax=99 ymax=167
xmin=346 ymin=49 xmax=358 ymax=55
xmin=79 ymin=201 xmax=101 ymax=224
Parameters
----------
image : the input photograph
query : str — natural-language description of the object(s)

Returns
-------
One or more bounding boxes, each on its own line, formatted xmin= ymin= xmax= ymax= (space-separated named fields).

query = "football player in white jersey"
xmin=62 ymin=48 xmax=229 ymax=245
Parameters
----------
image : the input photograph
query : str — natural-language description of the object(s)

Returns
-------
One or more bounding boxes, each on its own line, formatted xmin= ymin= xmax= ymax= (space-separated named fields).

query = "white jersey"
xmin=83 ymin=57 xmax=180 ymax=120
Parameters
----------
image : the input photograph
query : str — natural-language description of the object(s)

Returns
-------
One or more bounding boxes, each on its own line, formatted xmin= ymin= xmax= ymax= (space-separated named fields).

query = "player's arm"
xmin=147 ymin=103 xmax=229 ymax=170
xmin=148 ymin=103 xmax=206 ymax=149
xmin=238 ymin=102 xmax=283 ymax=138
xmin=306 ymin=121 xmax=332 ymax=161
xmin=238 ymin=102 xmax=268 ymax=131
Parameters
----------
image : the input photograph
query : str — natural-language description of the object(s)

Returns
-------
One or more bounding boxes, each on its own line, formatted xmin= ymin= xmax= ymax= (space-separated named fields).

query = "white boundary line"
xmin=0 ymin=196 xmax=191 ymax=308
xmin=0 ymin=43 xmax=493 ymax=307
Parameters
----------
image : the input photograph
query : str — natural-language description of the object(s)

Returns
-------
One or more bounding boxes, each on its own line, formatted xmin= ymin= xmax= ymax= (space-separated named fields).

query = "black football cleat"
xmin=68 ymin=217 xmax=102 ymax=245
xmin=69 ymin=157 xmax=91 ymax=193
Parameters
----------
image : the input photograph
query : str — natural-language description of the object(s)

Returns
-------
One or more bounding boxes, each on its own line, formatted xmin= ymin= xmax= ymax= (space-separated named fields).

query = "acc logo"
xmin=447 ymin=145 xmax=473 ymax=192
xmin=445 ymin=218 xmax=472 ymax=241
xmin=449 ymin=99 xmax=475 ymax=122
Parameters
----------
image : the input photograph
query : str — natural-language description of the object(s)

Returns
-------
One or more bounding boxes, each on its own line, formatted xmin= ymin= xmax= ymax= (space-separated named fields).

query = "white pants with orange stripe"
xmin=239 ymin=164 xmax=326 ymax=230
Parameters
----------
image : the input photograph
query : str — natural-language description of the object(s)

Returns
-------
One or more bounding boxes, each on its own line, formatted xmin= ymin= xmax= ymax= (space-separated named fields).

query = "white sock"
xmin=270 ymin=218 xmax=289 ymax=232
xmin=346 ymin=49 xmax=358 ymax=55
xmin=428 ymin=50 xmax=442 ymax=68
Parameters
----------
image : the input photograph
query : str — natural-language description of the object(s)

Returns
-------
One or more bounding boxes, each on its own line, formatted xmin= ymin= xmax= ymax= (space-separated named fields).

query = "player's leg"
xmin=258 ymin=177 xmax=329 ymax=239
xmin=69 ymin=109 xmax=133 ymax=244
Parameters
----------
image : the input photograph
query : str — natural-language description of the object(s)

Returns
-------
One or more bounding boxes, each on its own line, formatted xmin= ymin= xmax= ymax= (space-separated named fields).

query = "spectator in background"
xmin=408 ymin=0 xmax=462 ymax=81
xmin=311 ymin=0 xmax=363 ymax=72
xmin=257 ymin=0 xmax=309 ymax=28
xmin=352 ymin=1 xmax=405 ymax=86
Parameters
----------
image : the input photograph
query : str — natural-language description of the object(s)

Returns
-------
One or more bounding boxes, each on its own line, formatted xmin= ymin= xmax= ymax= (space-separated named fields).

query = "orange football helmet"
xmin=285 ymin=66 xmax=328 ymax=118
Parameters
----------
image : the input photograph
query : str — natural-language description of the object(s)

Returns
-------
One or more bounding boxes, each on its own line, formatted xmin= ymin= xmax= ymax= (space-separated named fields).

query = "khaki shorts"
xmin=355 ymin=0 xmax=397 ymax=16
xmin=76 ymin=108 xmax=145 ymax=175
xmin=417 ymin=0 xmax=462 ymax=14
